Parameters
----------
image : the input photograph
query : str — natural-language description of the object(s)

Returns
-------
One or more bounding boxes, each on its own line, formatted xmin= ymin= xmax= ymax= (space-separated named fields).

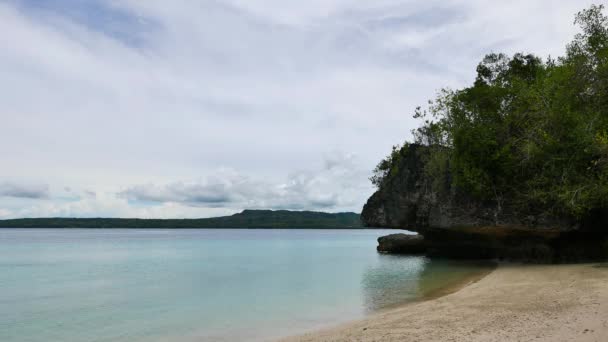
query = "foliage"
xmin=373 ymin=5 xmax=608 ymax=218
xmin=370 ymin=143 xmax=407 ymax=187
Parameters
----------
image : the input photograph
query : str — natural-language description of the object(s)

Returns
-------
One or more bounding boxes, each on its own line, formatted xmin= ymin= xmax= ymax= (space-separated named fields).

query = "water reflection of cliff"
xmin=362 ymin=257 xmax=495 ymax=312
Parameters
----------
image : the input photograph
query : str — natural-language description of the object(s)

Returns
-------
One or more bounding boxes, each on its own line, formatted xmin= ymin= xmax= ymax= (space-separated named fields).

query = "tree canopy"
xmin=372 ymin=5 xmax=608 ymax=219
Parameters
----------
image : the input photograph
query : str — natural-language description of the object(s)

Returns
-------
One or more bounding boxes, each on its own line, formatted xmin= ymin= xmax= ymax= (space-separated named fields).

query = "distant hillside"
xmin=0 ymin=210 xmax=363 ymax=228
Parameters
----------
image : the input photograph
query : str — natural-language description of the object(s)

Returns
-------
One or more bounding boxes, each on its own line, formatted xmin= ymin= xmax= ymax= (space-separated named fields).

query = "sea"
xmin=0 ymin=229 xmax=492 ymax=341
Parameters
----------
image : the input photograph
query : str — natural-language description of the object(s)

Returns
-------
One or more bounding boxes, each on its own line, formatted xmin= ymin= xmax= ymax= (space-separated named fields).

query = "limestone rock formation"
xmin=363 ymin=144 xmax=608 ymax=262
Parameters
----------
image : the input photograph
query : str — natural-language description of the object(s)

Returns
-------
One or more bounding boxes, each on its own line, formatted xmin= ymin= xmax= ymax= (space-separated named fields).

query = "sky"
xmin=0 ymin=0 xmax=600 ymax=218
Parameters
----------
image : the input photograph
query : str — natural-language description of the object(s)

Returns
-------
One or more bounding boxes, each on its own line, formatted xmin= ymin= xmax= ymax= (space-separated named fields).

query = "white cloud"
xmin=120 ymin=152 xmax=371 ymax=211
xmin=0 ymin=190 xmax=238 ymax=219
xmin=0 ymin=208 xmax=12 ymax=218
xmin=0 ymin=0 xmax=599 ymax=217
xmin=0 ymin=181 xmax=49 ymax=199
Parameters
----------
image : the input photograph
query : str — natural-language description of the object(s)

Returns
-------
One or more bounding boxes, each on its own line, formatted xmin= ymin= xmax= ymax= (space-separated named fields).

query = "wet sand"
xmin=281 ymin=263 xmax=608 ymax=342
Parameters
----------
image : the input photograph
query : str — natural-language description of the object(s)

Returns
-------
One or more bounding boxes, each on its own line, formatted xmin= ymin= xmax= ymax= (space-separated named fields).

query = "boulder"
xmin=377 ymin=233 xmax=426 ymax=254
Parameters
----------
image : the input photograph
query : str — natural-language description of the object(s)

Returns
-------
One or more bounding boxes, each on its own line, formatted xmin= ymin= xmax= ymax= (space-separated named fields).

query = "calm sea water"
xmin=0 ymin=229 xmax=491 ymax=341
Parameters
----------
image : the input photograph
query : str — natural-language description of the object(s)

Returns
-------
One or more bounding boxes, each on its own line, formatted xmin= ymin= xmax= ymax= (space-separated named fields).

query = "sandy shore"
xmin=281 ymin=263 xmax=608 ymax=342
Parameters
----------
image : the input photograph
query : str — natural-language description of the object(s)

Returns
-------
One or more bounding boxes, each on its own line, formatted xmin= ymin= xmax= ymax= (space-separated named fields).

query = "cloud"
xmin=0 ymin=182 xmax=49 ymax=199
xmin=121 ymin=180 xmax=234 ymax=206
xmin=0 ymin=187 xmax=241 ymax=219
xmin=0 ymin=0 xmax=600 ymax=217
xmin=120 ymin=153 xmax=371 ymax=211
xmin=0 ymin=208 xmax=12 ymax=218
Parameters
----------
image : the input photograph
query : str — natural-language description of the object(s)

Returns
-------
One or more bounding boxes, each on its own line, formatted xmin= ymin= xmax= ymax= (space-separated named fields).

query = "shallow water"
xmin=0 ymin=229 xmax=492 ymax=341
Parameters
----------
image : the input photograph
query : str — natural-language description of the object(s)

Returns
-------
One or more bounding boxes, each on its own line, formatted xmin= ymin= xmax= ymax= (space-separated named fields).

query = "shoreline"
xmin=281 ymin=263 xmax=608 ymax=342
xmin=418 ymin=261 xmax=496 ymax=301
xmin=368 ymin=260 xmax=497 ymax=316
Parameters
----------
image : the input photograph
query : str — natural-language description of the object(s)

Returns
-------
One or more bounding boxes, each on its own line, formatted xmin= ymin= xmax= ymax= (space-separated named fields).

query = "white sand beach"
xmin=282 ymin=263 xmax=608 ymax=342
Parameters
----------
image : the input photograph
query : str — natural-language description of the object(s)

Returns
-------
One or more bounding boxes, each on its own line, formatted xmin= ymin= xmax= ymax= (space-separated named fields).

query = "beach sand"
xmin=281 ymin=263 xmax=608 ymax=342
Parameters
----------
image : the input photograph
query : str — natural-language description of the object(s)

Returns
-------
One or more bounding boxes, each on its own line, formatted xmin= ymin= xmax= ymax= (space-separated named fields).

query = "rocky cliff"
xmin=363 ymin=144 xmax=608 ymax=262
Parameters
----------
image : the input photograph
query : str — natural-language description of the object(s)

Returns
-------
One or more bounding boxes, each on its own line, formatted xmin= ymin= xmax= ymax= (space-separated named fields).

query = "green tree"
xmin=373 ymin=5 xmax=608 ymax=220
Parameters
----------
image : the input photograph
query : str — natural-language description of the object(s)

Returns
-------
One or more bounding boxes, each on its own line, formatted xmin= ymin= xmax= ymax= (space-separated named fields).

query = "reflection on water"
xmin=362 ymin=256 xmax=495 ymax=312
xmin=416 ymin=259 xmax=496 ymax=298
xmin=361 ymin=255 xmax=428 ymax=311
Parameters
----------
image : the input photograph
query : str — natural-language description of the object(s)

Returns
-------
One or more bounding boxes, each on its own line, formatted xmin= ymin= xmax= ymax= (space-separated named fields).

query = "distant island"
xmin=0 ymin=210 xmax=363 ymax=229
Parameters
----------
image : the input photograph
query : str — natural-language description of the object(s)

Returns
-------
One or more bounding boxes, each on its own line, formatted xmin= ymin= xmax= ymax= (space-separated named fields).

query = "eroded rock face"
xmin=364 ymin=144 xmax=608 ymax=262
xmin=362 ymin=144 xmax=575 ymax=232
xmin=377 ymin=234 xmax=426 ymax=254
xmin=362 ymin=144 xmax=434 ymax=230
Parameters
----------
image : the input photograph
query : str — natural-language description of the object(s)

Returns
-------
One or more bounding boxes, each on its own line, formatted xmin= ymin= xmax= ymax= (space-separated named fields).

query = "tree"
xmin=372 ymin=5 xmax=608 ymax=220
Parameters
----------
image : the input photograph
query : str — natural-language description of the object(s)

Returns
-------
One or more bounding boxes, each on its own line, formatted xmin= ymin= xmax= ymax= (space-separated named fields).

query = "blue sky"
xmin=0 ymin=0 xmax=599 ymax=218
xmin=11 ymin=0 xmax=155 ymax=45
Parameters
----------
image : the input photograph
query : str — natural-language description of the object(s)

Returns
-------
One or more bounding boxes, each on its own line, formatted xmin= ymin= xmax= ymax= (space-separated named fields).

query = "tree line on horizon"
xmin=0 ymin=210 xmax=363 ymax=228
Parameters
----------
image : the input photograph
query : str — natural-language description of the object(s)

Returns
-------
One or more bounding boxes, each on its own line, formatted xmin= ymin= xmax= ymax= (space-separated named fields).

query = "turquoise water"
xmin=0 ymin=229 xmax=490 ymax=341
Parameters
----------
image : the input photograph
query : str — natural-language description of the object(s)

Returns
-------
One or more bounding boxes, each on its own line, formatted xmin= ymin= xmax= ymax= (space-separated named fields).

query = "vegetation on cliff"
xmin=0 ymin=210 xmax=363 ymax=228
xmin=372 ymin=5 xmax=608 ymax=220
